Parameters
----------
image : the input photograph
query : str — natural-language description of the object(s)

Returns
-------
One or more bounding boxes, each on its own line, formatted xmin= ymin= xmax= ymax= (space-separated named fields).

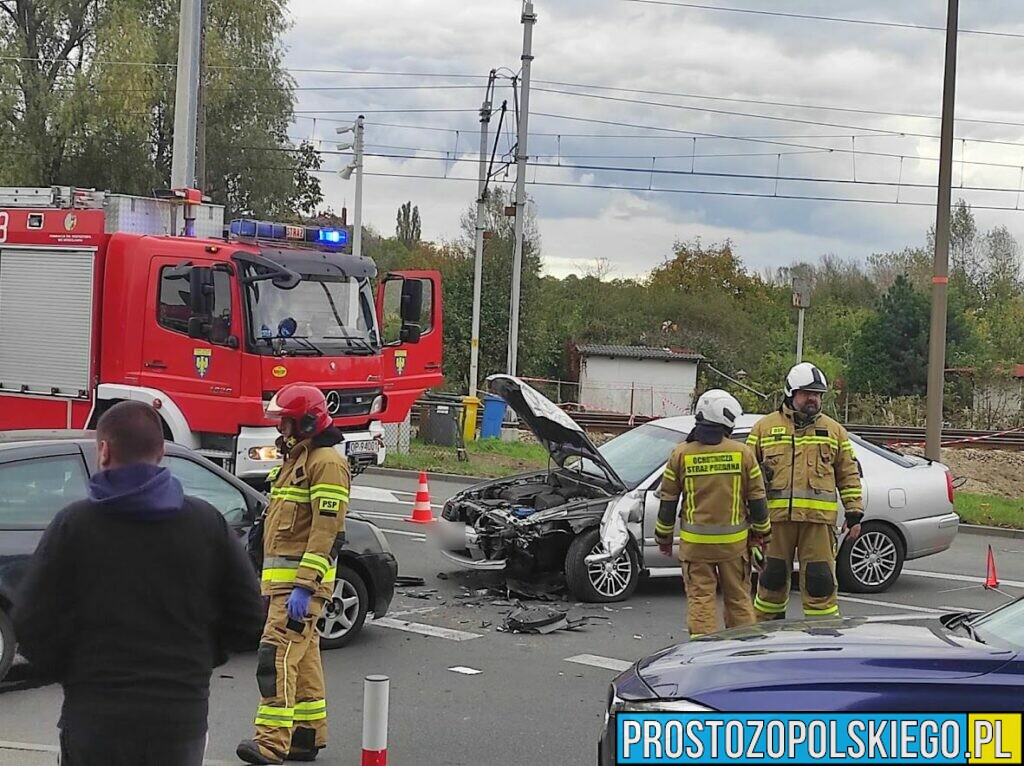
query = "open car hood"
xmin=486 ymin=374 xmax=626 ymax=492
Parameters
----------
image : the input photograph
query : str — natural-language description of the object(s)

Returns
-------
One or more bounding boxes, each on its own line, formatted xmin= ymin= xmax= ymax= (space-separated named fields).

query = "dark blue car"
xmin=598 ymin=603 xmax=1024 ymax=764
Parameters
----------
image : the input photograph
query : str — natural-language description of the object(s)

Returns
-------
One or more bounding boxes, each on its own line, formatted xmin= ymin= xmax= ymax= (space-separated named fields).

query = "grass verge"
xmin=954 ymin=492 xmax=1024 ymax=529
xmin=383 ymin=438 xmax=550 ymax=478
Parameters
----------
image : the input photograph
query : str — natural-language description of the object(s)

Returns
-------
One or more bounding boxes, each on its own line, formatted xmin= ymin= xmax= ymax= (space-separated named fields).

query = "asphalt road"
xmin=1 ymin=470 xmax=1020 ymax=766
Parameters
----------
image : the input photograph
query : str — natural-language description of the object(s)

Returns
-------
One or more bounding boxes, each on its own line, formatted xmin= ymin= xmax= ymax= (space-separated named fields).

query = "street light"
xmin=336 ymin=115 xmax=364 ymax=258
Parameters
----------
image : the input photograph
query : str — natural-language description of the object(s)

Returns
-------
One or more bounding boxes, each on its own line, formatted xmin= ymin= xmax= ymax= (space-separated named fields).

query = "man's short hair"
xmin=96 ymin=401 xmax=165 ymax=464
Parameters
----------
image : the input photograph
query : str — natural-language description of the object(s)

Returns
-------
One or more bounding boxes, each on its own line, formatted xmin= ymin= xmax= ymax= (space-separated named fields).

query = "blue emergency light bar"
xmin=229 ymin=218 xmax=351 ymax=249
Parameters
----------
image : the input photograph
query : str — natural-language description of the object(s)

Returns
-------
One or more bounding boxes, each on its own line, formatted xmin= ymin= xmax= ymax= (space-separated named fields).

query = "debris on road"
xmin=499 ymin=604 xmax=590 ymax=634
xmin=403 ymin=589 xmax=437 ymax=600
xmin=437 ymin=572 xmax=450 ymax=580
xmin=506 ymin=576 xmax=568 ymax=602
xmin=396 ymin=576 xmax=427 ymax=587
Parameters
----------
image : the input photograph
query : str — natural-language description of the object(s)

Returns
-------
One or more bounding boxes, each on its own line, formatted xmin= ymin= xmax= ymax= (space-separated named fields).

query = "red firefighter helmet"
xmin=266 ymin=383 xmax=332 ymax=437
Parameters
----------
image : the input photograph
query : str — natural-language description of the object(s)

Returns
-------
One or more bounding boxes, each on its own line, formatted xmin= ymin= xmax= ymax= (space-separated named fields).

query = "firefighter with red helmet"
xmin=237 ymin=384 xmax=350 ymax=765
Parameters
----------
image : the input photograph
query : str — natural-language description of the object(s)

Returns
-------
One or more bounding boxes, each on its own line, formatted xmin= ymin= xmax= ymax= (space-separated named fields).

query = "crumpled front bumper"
xmin=433 ymin=519 xmax=509 ymax=570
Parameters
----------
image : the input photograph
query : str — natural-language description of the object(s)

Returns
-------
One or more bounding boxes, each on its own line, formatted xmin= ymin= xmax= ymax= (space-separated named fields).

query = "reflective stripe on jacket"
xmin=745 ymin=406 xmax=863 ymax=525
xmin=262 ymin=437 xmax=350 ymax=598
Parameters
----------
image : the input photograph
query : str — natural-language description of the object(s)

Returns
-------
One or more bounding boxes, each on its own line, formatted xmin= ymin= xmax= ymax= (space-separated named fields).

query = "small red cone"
xmin=985 ymin=545 xmax=999 ymax=590
xmin=406 ymin=471 xmax=435 ymax=524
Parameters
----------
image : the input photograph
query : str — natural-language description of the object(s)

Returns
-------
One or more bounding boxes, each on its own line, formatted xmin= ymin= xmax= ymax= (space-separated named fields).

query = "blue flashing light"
xmin=229 ymin=218 xmax=351 ymax=250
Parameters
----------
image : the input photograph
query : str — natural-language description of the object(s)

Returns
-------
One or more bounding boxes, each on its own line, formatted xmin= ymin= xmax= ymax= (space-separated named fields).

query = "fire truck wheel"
xmin=0 ymin=606 xmax=15 ymax=682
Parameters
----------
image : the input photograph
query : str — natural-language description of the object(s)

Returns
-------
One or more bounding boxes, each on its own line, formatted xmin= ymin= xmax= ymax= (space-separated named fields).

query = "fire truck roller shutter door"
xmin=95 ymin=384 xmax=198 ymax=449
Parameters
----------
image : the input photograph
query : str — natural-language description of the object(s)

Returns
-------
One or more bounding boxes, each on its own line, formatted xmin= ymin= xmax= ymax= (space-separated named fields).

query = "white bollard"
xmin=362 ymin=674 xmax=390 ymax=766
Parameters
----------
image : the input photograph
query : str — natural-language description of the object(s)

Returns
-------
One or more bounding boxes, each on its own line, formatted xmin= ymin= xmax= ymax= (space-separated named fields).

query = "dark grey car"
xmin=0 ymin=430 xmax=397 ymax=681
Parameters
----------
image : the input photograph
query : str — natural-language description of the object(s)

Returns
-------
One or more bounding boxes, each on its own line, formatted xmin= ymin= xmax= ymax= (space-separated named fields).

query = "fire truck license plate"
xmin=347 ymin=440 xmax=379 ymax=456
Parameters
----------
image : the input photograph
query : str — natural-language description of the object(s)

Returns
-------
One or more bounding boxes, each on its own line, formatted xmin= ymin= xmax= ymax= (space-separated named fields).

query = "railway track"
xmin=566 ymin=411 xmax=1024 ymax=450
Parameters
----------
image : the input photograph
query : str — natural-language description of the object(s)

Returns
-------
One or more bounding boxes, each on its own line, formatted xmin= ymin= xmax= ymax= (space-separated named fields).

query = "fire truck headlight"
xmin=248 ymin=446 xmax=281 ymax=461
xmin=369 ymin=395 xmax=384 ymax=415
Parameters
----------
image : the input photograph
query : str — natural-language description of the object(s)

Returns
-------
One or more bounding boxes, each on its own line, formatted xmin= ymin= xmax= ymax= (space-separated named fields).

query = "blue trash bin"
xmin=481 ymin=394 xmax=507 ymax=439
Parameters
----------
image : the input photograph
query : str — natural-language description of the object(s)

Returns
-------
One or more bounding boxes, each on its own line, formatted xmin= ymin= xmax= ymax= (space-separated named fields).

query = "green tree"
xmin=396 ymin=201 xmax=421 ymax=249
xmin=0 ymin=0 xmax=321 ymax=219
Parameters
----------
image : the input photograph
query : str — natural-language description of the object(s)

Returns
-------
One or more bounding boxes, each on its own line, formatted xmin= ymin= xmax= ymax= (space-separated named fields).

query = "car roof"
xmin=647 ymin=414 xmax=764 ymax=433
xmin=0 ymin=429 xmax=193 ymax=455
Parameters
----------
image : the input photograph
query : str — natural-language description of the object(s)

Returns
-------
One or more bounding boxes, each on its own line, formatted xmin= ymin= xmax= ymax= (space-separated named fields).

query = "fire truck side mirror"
xmin=188 ymin=267 xmax=215 ymax=315
xmin=400 ymin=278 xmax=423 ymax=324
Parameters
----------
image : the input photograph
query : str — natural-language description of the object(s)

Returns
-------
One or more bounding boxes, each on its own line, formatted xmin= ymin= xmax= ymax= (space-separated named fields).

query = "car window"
xmin=163 ymin=455 xmax=248 ymax=524
xmin=0 ymin=454 xmax=90 ymax=527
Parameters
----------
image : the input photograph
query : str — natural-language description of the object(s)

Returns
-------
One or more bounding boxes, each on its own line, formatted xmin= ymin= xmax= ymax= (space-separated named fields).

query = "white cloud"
xmin=282 ymin=0 xmax=1024 ymax=278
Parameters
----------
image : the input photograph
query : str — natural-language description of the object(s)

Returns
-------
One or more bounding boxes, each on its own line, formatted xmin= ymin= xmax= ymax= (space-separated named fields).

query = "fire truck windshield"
xmin=244 ymin=273 xmax=380 ymax=356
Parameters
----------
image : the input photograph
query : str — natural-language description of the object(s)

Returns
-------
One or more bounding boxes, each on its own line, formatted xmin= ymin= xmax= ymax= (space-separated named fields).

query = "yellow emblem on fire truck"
xmin=194 ymin=348 xmax=212 ymax=378
xmin=272 ymin=365 xmax=287 ymax=378
xmin=64 ymin=213 xmax=77 ymax=232
xmin=394 ymin=349 xmax=408 ymax=376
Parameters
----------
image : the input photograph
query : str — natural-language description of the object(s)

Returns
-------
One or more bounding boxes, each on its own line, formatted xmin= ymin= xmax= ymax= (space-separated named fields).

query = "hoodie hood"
xmin=88 ymin=464 xmax=185 ymax=520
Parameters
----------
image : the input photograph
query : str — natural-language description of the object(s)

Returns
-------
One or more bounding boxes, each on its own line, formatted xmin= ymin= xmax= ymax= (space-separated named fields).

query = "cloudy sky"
xmin=282 ymin=1 xmax=1024 ymax=279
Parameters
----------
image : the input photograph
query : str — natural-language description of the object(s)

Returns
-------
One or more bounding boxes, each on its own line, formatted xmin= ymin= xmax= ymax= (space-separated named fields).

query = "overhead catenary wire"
xmin=614 ymin=0 xmax=1024 ymax=39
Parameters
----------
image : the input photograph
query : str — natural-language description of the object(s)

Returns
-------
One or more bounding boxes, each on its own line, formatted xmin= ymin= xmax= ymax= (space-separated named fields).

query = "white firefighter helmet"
xmin=784 ymin=362 xmax=828 ymax=398
xmin=694 ymin=389 xmax=743 ymax=430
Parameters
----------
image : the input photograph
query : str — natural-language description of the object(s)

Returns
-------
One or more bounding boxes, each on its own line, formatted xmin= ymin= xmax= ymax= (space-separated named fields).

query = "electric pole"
xmin=506 ymin=1 xmax=536 ymax=377
xmin=354 ymin=115 xmax=365 ymax=259
xmin=195 ymin=0 xmax=208 ymax=190
xmin=470 ymin=76 xmax=495 ymax=402
xmin=171 ymin=0 xmax=202 ymax=189
xmin=925 ymin=0 xmax=959 ymax=461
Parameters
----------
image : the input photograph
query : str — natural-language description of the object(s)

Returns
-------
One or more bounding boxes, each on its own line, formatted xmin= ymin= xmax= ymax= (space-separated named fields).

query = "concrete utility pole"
xmin=171 ymin=0 xmax=202 ymax=189
xmin=925 ymin=0 xmax=960 ymax=461
xmin=354 ymin=115 xmax=365 ymax=259
xmin=195 ymin=0 xmax=208 ymax=190
xmin=506 ymin=1 xmax=536 ymax=377
xmin=469 ymin=79 xmax=494 ymax=401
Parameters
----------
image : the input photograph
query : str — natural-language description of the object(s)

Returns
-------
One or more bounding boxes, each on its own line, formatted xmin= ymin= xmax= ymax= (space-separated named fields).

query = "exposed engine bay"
xmin=440 ymin=469 xmax=615 ymax=576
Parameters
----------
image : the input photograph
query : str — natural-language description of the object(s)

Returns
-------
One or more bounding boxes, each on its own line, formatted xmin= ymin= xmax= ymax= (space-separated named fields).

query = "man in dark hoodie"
xmin=13 ymin=400 xmax=265 ymax=766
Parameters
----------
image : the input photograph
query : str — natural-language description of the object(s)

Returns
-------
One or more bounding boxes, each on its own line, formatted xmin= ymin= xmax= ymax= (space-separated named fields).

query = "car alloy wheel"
xmin=837 ymin=521 xmax=905 ymax=594
xmin=587 ymin=542 xmax=635 ymax=599
xmin=317 ymin=565 xmax=369 ymax=649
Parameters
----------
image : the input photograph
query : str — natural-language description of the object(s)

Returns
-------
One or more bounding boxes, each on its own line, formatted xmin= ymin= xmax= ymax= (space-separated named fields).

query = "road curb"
xmin=363 ymin=466 xmax=479 ymax=486
xmin=959 ymin=523 xmax=1024 ymax=540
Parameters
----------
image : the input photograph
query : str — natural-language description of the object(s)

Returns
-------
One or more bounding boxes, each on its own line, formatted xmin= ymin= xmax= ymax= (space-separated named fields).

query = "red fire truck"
xmin=0 ymin=186 xmax=443 ymax=480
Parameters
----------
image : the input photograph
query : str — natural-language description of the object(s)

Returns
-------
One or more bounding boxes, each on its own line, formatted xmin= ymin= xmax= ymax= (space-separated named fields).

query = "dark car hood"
xmin=638 ymin=617 xmax=1015 ymax=701
xmin=486 ymin=375 xmax=625 ymax=492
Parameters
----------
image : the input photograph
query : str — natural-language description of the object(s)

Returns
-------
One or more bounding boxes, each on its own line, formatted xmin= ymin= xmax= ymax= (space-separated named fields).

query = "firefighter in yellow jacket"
xmin=747 ymin=362 xmax=864 ymax=622
xmin=237 ymin=384 xmax=350 ymax=765
xmin=655 ymin=390 xmax=771 ymax=638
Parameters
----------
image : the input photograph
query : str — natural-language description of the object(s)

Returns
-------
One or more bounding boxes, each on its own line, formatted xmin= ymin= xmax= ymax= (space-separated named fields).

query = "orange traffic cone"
xmin=406 ymin=472 xmax=435 ymax=524
xmin=985 ymin=545 xmax=999 ymax=590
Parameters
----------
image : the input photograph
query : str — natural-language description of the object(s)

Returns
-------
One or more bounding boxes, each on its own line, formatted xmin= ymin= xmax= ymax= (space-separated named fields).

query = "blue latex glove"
xmin=286 ymin=586 xmax=313 ymax=622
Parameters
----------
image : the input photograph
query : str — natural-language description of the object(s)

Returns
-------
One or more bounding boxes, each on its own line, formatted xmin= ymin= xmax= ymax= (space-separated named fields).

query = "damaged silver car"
xmin=436 ymin=374 xmax=960 ymax=604
xmin=435 ymin=374 xmax=687 ymax=603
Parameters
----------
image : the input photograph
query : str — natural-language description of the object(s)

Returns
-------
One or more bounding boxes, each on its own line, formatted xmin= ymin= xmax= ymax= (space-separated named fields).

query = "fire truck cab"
xmin=0 ymin=186 xmax=443 ymax=480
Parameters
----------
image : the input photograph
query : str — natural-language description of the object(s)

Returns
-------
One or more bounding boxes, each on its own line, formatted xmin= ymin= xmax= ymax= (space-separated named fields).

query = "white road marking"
xmin=385 ymin=606 xmax=440 ymax=618
xmin=352 ymin=486 xmax=402 ymax=504
xmin=839 ymin=595 xmax=944 ymax=614
xmin=565 ymin=654 xmax=634 ymax=672
xmin=904 ymin=569 xmax=1024 ymax=589
xmin=373 ymin=618 xmax=481 ymax=641
xmin=448 ymin=666 xmax=483 ymax=675
xmin=378 ymin=527 xmax=427 ymax=540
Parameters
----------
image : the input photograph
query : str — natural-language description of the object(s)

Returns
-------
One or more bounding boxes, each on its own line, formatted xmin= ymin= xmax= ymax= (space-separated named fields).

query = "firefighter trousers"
xmin=681 ymin=554 xmax=755 ymax=638
xmin=754 ymin=520 xmax=839 ymax=621
xmin=252 ymin=594 xmax=329 ymax=759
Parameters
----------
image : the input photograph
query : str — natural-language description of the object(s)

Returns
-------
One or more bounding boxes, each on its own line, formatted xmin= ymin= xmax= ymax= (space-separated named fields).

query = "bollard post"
xmin=362 ymin=674 xmax=390 ymax=766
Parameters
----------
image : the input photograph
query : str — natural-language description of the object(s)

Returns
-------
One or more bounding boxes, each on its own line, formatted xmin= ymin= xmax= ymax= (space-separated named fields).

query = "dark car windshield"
xmin=569 ymin=423 xmax=688 ymax=490
xmin=966 ymin=598 xmax=1024 ymax=649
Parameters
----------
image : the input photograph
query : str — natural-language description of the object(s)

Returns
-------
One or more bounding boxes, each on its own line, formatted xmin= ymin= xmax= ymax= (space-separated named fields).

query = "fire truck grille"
xmin=323 ymin=387 xmax=381 ymax=417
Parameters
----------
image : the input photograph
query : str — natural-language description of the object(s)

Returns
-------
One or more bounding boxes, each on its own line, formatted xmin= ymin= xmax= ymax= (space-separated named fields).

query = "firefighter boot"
xmin=682 ymin=560 xmax=719 ymax=638
xmin=798 ymin=522 xmax=840 ymax=618
xmin=755 ymin=521 xmax=797 ymax=621
xmin=719 ymin=554 xmax=756 ymax=629
xmin=236 ymin=740 xmax=285 ymax=765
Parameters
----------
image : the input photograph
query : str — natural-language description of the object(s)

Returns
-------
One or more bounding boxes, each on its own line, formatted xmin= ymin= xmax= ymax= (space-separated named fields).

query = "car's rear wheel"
xmin=318 ymin=566 xmax=369 ymax=650
xmin=837 ymin=522 xmax=905 ymax=593
xmin=565 ymin=528 xmax=640 ymax=603
xmin=0 ymin=607 xmax=15 ymax=682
